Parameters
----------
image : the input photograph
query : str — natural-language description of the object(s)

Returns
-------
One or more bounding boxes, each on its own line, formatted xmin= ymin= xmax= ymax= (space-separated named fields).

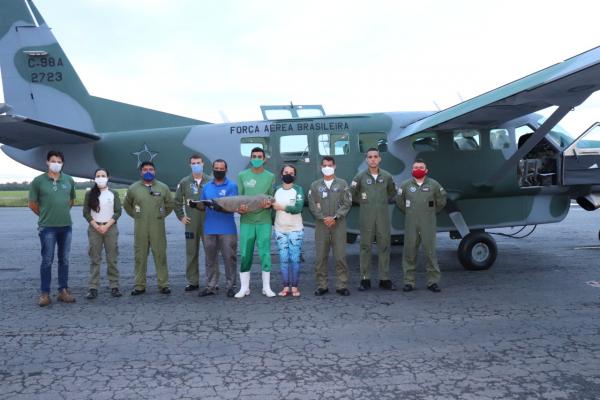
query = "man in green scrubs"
xmin=235 ymin=147 xmax=276 ymax=299
xmin=123 ymin=161 xmax=174 ymax=295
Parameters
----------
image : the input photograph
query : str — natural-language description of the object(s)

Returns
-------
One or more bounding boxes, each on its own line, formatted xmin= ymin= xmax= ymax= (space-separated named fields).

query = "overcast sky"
xmin=1 ymin=0 xmax=600 ymax=182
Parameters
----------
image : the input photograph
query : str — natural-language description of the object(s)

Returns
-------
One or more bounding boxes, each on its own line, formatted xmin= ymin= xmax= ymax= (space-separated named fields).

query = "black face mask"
xmin=213 ymin=170 xmax=226 ymax=180
xmin=281 ymin=174 xmax=295 ymax=184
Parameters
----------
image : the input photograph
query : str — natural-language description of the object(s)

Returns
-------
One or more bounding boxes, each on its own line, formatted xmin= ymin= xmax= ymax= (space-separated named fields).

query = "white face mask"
xmin=95 ymin=177 xmax=108 ymax=188
xmin=321 ymin=166 xmax=335 ymax=177
xmin=48 ymin=162 xmax=62 ymax=173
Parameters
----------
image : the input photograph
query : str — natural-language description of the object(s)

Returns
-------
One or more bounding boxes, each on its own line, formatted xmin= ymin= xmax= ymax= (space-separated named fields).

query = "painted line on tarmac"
xmin=586 ymin=280 xmax=600 ymax=288
xmin=574 ymin=246 xmax=600 ymax=250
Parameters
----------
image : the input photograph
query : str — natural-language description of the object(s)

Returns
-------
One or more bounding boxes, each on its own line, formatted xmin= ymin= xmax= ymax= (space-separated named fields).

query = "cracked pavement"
xmin=0 ymin=206 xmax=599 ymax=399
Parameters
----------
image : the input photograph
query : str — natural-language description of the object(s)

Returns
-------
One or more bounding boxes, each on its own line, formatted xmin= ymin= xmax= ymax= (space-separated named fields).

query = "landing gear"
xmin=457 ymin=231 xmax=497 ymax=271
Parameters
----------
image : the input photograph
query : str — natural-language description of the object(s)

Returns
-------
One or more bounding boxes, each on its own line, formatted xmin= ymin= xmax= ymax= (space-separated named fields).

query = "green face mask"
xmin=250 ymin=158 xmax=264 ymax=168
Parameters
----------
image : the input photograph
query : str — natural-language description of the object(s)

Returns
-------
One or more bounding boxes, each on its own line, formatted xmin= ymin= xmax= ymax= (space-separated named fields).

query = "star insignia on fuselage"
xmin=131 ymin=143 xmax=158 ymax=167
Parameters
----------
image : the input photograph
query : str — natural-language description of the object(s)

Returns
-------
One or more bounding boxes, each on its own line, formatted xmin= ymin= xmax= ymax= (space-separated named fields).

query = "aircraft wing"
xmin=0 ymin=114 xmax=100 ymax=150
xmin=393 ymin=46 xmax=600 ymax=141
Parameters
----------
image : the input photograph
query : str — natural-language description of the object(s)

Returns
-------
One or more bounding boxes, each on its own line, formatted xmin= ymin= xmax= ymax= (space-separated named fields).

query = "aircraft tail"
xmin=0 ymin=0 xmax=205 ymax=133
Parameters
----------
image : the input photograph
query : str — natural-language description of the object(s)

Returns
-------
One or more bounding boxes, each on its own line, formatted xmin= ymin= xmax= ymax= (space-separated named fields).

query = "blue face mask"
xmin=191 ymin=164 xmax=203 ymax=174
xmin=143 ymin=171 xmax=155 ymax=181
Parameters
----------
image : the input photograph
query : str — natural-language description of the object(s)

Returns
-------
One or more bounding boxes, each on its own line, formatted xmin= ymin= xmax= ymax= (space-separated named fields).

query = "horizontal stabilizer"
xmin=0 ymin=114 xmax=100 ymax=150
xmin=394 ymin=46 xmax=600 ymax=140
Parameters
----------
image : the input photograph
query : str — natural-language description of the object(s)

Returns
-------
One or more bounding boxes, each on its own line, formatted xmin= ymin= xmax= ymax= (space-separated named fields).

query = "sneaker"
xmin=111 ymin=288 xmax=122 ymax=297
xmin=38 ymin=293 xmax=51 ymax=307
xmin=130 ymin=288 xmax=146 ymax=296
xmin=86 ymin=288 xmax=98 ymax=300
xmin=57 ymin=288 xmax=76 ymax=303
xmin=198 ymin=288 xmax=216 ymax=297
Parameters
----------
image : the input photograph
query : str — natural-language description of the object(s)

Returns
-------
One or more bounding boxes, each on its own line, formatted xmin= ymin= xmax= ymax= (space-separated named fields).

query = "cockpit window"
xmin=490 ymin=129 xmax=511 ymax=150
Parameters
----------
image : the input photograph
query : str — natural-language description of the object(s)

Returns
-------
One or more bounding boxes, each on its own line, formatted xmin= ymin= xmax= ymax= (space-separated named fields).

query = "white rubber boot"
xmin=234 ymin=272 xmax=250 ymax=298
xmin=262 ymin=271 xmax=276 ymax=297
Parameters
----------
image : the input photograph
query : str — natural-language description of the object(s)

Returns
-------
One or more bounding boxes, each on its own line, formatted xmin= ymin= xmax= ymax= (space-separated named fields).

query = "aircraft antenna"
xmin=432 ymin=100 xmax=441 ymax=111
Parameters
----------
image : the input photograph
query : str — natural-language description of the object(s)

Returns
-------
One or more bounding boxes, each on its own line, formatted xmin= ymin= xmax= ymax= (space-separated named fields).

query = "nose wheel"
xmin=457 ymin=231 xmax=497 ymax=270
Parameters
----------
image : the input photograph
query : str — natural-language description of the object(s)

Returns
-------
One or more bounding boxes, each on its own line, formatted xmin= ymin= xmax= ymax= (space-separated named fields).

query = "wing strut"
xmin=480 ymin=91 xmax=591 ymax=187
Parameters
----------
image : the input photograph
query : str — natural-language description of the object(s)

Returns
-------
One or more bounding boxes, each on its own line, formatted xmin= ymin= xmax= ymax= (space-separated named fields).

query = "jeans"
xmin=38 ymin=226 xmax=72 ymax=293
xmin=274 ymin=230 xmax=304 ymax=287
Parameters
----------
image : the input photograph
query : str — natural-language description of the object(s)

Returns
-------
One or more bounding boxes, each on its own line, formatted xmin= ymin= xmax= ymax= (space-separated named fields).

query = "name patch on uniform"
xmin=406 ymin=200 xmax=411 ymax=208
xmin=422 ymin=187 xmax=430 ymax=192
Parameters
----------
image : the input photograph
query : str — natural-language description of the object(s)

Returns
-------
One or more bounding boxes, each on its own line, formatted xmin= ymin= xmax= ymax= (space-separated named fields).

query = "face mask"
xmin=95 ymin=177 xmax=108 ymax=188
xmin=412 ymin=169 xmax=427 ymax=179
xmin=250 ymin=158 xmax=264 ymax=168
xmin=321 ymin=166 xmax=335 ymax=176
xmin=213 ymin=170 xmax=226 ymax=180
xmin=191 ymin=164 xmax=203 ymax=174
xmin=143 ymin=171 xmax=155 ymax=181
xmin=282 ymin=174 xmax=295 ymax=184
xmin=48 ymin=162 xmax=62 ymax=173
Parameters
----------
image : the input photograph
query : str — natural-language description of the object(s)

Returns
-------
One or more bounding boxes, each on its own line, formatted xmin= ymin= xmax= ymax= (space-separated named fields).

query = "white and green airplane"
xmin=2 ymin=0 xmax=600 ymax=270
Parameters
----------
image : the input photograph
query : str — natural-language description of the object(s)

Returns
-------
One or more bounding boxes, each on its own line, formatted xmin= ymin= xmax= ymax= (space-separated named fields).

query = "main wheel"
xmin=457 ymin=232 xmax=497 ymax=271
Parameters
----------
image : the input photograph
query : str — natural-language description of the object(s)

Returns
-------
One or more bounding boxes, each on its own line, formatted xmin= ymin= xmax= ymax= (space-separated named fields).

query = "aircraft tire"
xmin=457 ymin=232 xmax=497 ymax=271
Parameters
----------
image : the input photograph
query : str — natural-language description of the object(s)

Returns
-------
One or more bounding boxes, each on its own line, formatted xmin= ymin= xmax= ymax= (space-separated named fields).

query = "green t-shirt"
xmin=237 ymin=168 xmax=275 ymax=224
xmin=28 ymin=173 xmax=76 ymax=227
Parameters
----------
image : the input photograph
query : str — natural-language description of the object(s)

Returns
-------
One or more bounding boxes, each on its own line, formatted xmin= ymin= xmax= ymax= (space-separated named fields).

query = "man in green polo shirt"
xmin=28 ymin=150 xmax=77 ymax=307
xmin=235 ymin=147 xmax=276 ymax=299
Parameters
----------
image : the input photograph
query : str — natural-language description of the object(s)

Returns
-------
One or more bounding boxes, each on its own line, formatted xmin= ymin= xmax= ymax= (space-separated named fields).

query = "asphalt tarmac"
xmin=0 ymin=206 xmax=599 ymax=399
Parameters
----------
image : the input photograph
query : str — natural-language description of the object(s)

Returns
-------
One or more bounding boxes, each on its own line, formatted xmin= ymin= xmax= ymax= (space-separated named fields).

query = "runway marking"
xmin=586 ymin=281 xmax=600 ymax=288
xmin=574 ymin=246 xmax=600 ymax=250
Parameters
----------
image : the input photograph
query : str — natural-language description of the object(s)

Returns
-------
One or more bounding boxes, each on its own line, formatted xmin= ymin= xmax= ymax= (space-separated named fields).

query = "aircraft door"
xmin=276 ymin=133 xmax=319 ymax=190
xmin=562 ymin=122 xmax=600 ymax=185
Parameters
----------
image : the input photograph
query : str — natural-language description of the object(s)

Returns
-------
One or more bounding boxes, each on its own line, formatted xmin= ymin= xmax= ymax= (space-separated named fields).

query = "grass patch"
xmin=0 ymin=189 xmax=128 ymax=207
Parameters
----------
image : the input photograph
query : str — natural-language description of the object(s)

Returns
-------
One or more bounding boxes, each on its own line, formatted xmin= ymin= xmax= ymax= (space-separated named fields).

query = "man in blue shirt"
xmin=200 ymin=159 xmax=239 ymax=297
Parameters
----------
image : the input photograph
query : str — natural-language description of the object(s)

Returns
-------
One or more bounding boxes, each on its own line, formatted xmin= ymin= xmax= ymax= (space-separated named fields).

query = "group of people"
xmin=28 ymin=147 xmax=447 ymax=307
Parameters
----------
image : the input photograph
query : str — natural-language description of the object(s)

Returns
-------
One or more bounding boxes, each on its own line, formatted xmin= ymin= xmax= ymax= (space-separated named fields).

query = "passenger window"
xmin=241 ymin=137 xmax=270 ymax=157
xmin=318 ymin=133 xmax=350 ymax=156
xmin=359 ymin=132 xmax=387 ymax=153
xmin=264 ymin=109 xmax=293 ymax=120
xmin=296 ymin=108 xmax=325 ymax=118
xmin=453 ymin=130 xmax=480 ymax=150
xmin=280 ymin=135 xmax=309 ymax=157
xmin=490 ymin=129 xmax=510 ymax=149
xmin=412 ymin=132 xmax=438 ymax=152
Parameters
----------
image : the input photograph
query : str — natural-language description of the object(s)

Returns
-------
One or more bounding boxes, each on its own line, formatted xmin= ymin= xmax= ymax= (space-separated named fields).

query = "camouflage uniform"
xmin=396 ymin=176 xmax=447 ymax=286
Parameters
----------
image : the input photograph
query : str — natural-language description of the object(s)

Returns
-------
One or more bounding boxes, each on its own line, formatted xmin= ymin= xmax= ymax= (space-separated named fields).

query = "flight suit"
xmin=174 ymin=174 xmax=210 ymax=287
xmin=124 ymin=180 xmax=174 ymax=290
xmin=351 ymin=168 xmax=397 ymax=281
xmin=308 ymin=178 xmax=352 ymax=290
xmin=396 ymin=176 xmax=447 ymax=286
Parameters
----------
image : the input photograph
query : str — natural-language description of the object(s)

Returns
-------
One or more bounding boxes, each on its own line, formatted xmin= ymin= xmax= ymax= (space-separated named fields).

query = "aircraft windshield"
xmin=536 ymin=116 xmax=576 ymax=150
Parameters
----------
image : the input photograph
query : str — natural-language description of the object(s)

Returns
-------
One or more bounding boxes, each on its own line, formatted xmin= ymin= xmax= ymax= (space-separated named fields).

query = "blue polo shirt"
xmin=202 ymin=177 xmax=238 ymax=235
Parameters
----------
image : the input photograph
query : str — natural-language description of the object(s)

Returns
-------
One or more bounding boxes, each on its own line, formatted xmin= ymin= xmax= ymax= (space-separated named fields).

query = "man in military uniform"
xmin=351 ymin=148 xmax=398 ymax=291
xmin=396 ymin=159 xmax=447 ymax=292
xmin=123 ymin=161 xmax=174 ymax=295
xmin=174 ymin=154 xmax=210 ymax=292
xmin=308 ymin=156 xmax=352 ymax=296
